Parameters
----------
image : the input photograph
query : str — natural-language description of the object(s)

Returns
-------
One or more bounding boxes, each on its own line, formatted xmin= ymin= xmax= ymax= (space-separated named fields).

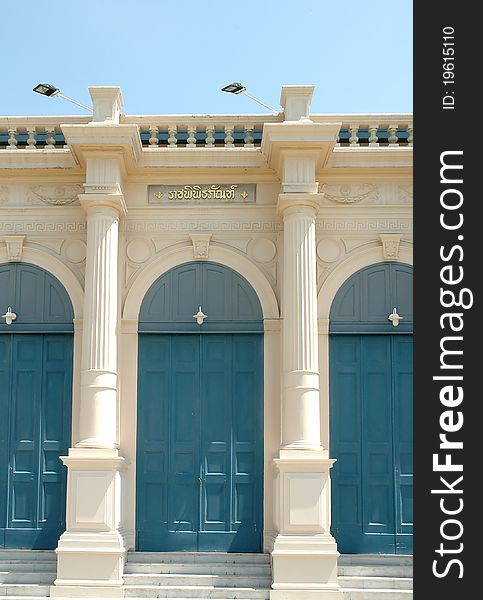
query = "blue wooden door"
xmin=0 ymin=334 xmax=72 ymax=548
xmin=330 ymin=263 xmax=413 ymax=554
xmin=0 ymin=263 xmax=73 ymax=549
xmin=137 ymin=333 xmax=263 ymax=552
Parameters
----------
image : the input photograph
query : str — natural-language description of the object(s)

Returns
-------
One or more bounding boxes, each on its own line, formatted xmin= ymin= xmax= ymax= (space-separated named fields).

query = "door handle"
xmin=196 ymin=477 xmax=205 ymax=486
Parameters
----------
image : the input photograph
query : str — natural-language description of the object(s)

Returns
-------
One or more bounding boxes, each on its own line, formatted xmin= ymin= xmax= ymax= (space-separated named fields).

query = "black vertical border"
xmin=414 ymin=5 xmax=478 ymax=598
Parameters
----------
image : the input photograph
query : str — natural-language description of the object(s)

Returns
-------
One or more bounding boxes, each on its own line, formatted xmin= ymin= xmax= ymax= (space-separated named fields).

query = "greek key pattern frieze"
xmin=123 ymin=220 xmax=283 ymax=233
xmin=316 ymin=219 xmax=412 ymax=233
xmin=0 ymin=222 xmax=86 ymax=234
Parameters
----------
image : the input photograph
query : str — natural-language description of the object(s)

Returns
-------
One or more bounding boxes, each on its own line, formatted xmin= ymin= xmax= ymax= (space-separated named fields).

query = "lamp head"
xmin=221 ymin=82 xmax=246 ymax=95
xmin=33 ymin=83 xmax=60 ymax=97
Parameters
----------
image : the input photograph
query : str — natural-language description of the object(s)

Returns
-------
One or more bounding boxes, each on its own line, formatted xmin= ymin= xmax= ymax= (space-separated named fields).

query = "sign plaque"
xmin=148 ymin=184 xmax=256 ymax=204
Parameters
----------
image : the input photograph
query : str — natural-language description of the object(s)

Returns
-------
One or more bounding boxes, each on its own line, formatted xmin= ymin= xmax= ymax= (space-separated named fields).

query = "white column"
xmin=52 ymin=194 xmax=127 ymax=599
xmin=77 ymin=196 xmax=124 ymax=448
xmin=53 ymin=86 xmax=138 ymax=599
xmin=280 ymin=195 xmax=321 ymax=449
xmin=271 ymin=192 xmax=340 ymax=600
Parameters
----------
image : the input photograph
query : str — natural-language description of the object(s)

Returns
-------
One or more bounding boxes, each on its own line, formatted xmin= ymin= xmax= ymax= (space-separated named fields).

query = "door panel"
xmin=331 ymin=335 xmax=413 ymax=554
xmin=137 ymin=334 xmax=263 ymax=552
xmin=0 ymin=334 xmax=72 ymax=549
xmin=393 ymin=336 xmax=414 ymax=552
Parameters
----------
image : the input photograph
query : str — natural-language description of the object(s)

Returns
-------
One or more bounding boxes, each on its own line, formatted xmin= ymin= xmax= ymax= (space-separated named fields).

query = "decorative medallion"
xmin=64 ymin=239 xmax=87 ymax=264
xmin=249 ymin=238 xmax=277 ymax=263
xmin=316 ymin=239 xmax=342 ymax=263
xmin=126 ymin=239 xmax=153 ymax=264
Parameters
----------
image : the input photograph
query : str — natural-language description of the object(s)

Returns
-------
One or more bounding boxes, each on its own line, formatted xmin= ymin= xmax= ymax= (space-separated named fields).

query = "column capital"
xmin=79 ymin=192 xmax=127 ymax=216
xmin=277 ymin=192 xmax=323 ymax=216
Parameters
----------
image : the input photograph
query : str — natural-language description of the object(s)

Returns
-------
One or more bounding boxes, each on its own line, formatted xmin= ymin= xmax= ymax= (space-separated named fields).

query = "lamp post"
xmin=33 ymin=83 xmax=93 ymax=113
xmin=221 ymin=82 xmax=279 ymax=115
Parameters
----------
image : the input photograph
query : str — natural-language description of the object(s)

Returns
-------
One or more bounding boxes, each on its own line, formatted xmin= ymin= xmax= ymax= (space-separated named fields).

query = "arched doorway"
xmin=330 ymin=262 xmax=413 ymax=554
xmin=136 ymin=261 xmax=264 ymax=552
xmin=0 ymin=262 xmax=73 ymax=549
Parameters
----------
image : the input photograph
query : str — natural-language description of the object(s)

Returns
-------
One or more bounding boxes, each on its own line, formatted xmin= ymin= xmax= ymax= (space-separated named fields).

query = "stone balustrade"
xmin=0 ymin=114 xmax=413 ymax=150
xmin=311 ymin=114 xmax=413 ymax=147
xmin=0 ymin=116 xmax=91 ymax=150
xmin=120 ymin=114 xmax=280 ymax=148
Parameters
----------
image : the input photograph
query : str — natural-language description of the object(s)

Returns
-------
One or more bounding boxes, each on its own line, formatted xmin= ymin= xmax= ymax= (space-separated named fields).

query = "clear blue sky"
xmin=2 ymin=1 xmax=412 ymax=117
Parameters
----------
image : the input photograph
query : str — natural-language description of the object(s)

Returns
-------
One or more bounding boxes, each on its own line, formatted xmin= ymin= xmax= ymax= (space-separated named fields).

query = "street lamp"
xmin=221 ymin=82 xmax=278 ymax=115
xmin=33 ymin=83 xmax=93 ymax=113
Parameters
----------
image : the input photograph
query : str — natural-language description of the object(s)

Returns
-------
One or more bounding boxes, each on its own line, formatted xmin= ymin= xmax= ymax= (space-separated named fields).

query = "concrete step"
xmin=127 ymin=552 xmax=270 ymax=565
xmin=341 ymin=590 xmax=413 ymax=600
xmin=0 ymin=562 xmax=56 ymax=573
xmin=0 ymin=583 xmax=51 ymax=597
xmin=339 ymin=555 xmax=413 ymax=567
xmin=338 ymin=576 xmax=412 ymax=590
xmin=0 ymin=551 xmax=55 ymax=563
xmin=125 ymin=562 xmax=271 ymax=577
xmin=338 ymin=565 xmax=413 ymax=578
xmin=123 ymin=573 xmax=271 ymax=588
xmin=123 ymin=585 xmax=270 ymax=599
xmin=0 ymin=571 xmax=55 ymax=584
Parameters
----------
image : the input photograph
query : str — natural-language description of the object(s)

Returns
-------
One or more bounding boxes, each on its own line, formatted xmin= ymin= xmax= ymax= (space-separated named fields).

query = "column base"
xmin=51 ymin=531 xmax=126 ymax=597
xmin=270 ymin=534 xmax=341 ymax=599
xmin=52 ymin=448 xmax=126 ymax=596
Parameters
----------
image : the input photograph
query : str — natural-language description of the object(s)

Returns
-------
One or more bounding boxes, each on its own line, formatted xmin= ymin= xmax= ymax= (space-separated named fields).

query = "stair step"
xmin=338 ymin=566 xmax=413 ymax=578
xmin=0 ymin=551 xmax=55 ymax=562
xmin=0 ymin=562 xmax=56 ymax=573
xmin=124 ymin=573 xmax=271 ymax=588
xmin=338 ymin=576 xmax=412 ymax=590
xmin=0 ymin=571 xmax=55 ymax=584
xmin=341 ymin=591 xmax=412 ymax=600
xmin=339 ymin=555 xmax=413 ymax=567
xmin=127 ymin=552 xmax=270 ymax=565
xmin=125 ymin=563 xmax=271 ymax=576
xmin=0 ymin=584 xmax=51 ymax=597
xmin=124 ymin=585 xmax=270 ymax=599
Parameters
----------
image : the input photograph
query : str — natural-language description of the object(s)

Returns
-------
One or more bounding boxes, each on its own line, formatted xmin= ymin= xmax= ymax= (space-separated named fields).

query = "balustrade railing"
xmin=311 ymin=115 xmax=413 ymax=147
xmin=0 ymin=114 xmax=413 ymax=150
xmin=0 ymin=116 xmax=91 ymax=150
xmin=120 ymin=114 xmax=276 ymax=148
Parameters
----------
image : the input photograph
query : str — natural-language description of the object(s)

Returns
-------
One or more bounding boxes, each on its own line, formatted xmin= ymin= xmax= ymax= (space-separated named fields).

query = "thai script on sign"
xmin=148 ymin=184 xmax=256 ymax=204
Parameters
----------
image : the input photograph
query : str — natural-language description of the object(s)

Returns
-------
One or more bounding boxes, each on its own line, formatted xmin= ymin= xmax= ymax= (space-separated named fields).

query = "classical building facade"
xmin=0 ymin=85 xmax=413 ymax=599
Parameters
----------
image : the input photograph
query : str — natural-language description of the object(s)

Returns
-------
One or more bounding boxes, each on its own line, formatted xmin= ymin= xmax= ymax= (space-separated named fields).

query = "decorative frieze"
xmin=0 ymin=221 xmax=86 ymax=234
xmin=398 ymin=184 xmax=413 ymax=203
xmin=5 ymin=235 xmax=25 ymax=261
xmin=316 ymin=218 xmax=412 ymax=233
xmin=321 ymin=183 xmax=379 ymax=204
xmin=124 ymin=219 xmax=282 ymax=233
xmin=27 ymin=184 xmax=82 ymax=205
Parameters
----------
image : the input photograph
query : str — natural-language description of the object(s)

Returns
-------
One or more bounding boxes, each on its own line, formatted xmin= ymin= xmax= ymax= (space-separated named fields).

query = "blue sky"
xmin=2 ymin=1 xmax=412 ymax=116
